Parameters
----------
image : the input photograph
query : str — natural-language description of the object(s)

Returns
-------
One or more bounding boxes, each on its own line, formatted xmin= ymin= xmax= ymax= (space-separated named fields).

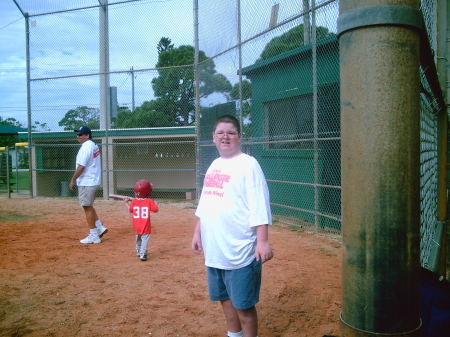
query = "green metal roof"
xmin=0 ymin=124 xmax=27 ymax=135
xmin=18 ymin=126 xmax=196 ymax=140
xmin=242 ymin=36 xmax=338 ymax=76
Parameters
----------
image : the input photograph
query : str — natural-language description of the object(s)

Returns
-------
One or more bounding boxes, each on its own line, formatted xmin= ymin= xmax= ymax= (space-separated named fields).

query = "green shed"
xmin=242 ymin=36 xmax=341 ymax=229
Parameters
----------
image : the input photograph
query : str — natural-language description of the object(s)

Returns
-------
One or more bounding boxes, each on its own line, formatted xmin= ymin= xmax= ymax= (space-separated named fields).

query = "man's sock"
xmin=89 ymin=228 xmax=99 ymax=237
xmin=95 ymin=220 xmax=103 ymax=228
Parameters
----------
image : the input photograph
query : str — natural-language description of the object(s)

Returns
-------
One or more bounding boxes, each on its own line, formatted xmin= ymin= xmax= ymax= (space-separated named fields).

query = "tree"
xmin=151 ymin=38 xmax=232 ymax=126
xmin=114 ymin=103 xmax=171 ymax=128
xmin=258 ymin=24 xmax=335 ymax=61
xmin=0 ymin=116 xmax=18 ymax=146
xmin=230 ymin=79 xmax=252 ymax=101
xmin=157 ymin=37 xmax=174 ymax=54
xmin=0 ymin=117 xmax=23 ymax=147
xmin=32 ymin=121 xmax=50 ymax=132
xmin=230 ymin=80 xmax=252 ymax=136
xmin=0 ymin=117 xmax=53 ymax=147
xmin=230 ymin=79 xmax=252 ymax=120
xmin=58 ymin=106 xmax=100 ymax=130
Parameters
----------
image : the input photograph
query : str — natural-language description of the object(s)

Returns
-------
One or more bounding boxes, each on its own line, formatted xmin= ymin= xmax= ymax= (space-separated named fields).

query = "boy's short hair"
xmin=214 ymin=114 xmax=241 ymax=134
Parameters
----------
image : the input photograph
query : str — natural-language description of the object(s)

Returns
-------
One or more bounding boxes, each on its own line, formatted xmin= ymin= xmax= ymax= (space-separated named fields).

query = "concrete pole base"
xmin=340 ymin=313 xmax=422 ymax=337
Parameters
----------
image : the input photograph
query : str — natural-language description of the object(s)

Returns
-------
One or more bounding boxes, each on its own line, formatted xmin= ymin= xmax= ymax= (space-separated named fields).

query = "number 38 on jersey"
xmin=133 ymin=206 xmax=149 ymax=219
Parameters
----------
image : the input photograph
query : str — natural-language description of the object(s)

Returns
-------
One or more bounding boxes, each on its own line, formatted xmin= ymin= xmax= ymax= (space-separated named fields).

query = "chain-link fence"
xmin=0 ymin=145 xmax=29 ymax=195
xmin=3 ymin=1 xmax=447 ymax=271
xmin=12 ymin=0 xmax=200 ymax=200
xmin=197 ymin=0 xmax=447 ymax=269
xmin=418 ymin=0 xmax=448 ymax=271
xmin=198 ymin=0 xmax=341 ymax=234
xmin=22 ymin=128 xmax=196 ymax=200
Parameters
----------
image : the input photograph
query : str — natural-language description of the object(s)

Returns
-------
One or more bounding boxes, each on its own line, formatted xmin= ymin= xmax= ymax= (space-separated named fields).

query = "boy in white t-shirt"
xmin=192 ymin=115 xmax=273 ymax=337
xmin=70 ymin=126 xmax=107 ymax=244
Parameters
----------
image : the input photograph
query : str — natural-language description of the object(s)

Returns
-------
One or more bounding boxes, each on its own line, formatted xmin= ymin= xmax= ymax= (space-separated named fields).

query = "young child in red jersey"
xmin=126 ymin=179 xmax=159 ymax=261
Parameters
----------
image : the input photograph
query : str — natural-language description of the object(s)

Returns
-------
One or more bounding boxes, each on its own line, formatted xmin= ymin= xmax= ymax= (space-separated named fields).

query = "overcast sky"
xmin=0 ymin=0 xmax=197 ymax=129
xmin=0 ymin=0 xmax=337 ymax=130
xmin=0 ymin=0 xmax=27 ymax=126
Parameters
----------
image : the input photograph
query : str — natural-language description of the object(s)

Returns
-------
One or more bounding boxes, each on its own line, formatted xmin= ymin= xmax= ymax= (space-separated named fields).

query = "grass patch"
xmin=319 ymin=247 xmax=337 ymax=256
xmin=288 ymin=224 xmax=303 ymax=232
xmin=15 ymin=171 xmax=30 ymax=189
xmin=0 ymin=211 xmax=33 ymax=222
xmin=0 ymin=170 xmax=30 ymax=190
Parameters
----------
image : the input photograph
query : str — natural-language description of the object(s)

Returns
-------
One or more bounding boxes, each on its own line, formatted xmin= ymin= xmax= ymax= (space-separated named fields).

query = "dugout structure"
xmin=242 ymin=36 xmax=340 ymax=232
xmin=18 ymin=127 xmax=196 ymax=199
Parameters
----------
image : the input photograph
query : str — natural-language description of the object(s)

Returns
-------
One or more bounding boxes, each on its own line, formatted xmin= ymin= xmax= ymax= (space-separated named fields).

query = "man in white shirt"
xmin=70 ymin=126 xmax=107 ymax=244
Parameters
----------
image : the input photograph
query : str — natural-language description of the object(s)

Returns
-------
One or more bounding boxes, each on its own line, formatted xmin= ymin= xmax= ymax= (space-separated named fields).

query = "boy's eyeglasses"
xmin=214 ymin=131 xmax=239 ymax=138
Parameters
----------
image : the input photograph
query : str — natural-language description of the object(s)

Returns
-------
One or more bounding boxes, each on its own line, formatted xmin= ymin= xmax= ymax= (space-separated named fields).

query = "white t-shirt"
xmin=195 ymin=153 xmax=272 ymax=270
xmin=75 ymin=139 xmax=101 ymax=186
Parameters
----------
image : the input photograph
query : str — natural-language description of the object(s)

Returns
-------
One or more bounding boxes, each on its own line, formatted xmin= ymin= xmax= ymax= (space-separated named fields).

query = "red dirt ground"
xmin=0 ymin=197 xmax=342 ymax=337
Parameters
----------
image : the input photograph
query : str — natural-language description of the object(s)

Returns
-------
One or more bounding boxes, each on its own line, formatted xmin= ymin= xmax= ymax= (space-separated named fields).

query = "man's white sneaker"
xmin=80 ymin=234 xmax=101 ymax=244
xmin=97 ymin=225 xmax=108 ymax=238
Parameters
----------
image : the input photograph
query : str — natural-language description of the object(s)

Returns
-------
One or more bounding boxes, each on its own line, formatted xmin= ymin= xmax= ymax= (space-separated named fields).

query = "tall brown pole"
xmin=338 ymin=1 xmax=422 ymax=335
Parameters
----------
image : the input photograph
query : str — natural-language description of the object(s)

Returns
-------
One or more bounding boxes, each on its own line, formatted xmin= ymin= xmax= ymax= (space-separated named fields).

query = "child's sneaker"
xmin=140 ymin=253 xmax=147 ymax=261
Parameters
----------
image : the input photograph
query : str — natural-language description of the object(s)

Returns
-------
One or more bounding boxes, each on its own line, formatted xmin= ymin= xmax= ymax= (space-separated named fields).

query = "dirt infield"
xmin=0 ymin=197 xmax=342 ymax=337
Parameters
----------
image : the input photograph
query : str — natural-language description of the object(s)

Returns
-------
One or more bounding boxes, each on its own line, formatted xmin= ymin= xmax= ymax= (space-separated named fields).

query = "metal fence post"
xmin=6 ymin=147 xmax=11 ymax=199
xmin=24 ymin=12 xmax=33 ymax=198
xmin=237 ymin=0 xmax=243 ymax=131
xmin=311 ymin=0 xmax=319 ymax=230
xmin=99 ymin=0 xmax=110 ymax=199
xmin=193 ymin=0 xmax=201 ymax=200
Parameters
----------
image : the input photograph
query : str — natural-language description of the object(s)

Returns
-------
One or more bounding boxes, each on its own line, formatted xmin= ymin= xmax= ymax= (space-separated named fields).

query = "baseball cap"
xmin=74 ymin=126 xmax=91 ymax=136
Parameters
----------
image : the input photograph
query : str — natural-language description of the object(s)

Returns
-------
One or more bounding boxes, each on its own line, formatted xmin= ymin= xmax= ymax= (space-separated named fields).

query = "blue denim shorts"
xmin=206 ymin=258 xmax=262 ymax=310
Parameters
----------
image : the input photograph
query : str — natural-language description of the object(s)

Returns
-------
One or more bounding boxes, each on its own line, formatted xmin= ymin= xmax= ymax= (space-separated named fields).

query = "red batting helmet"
xmin=134 ymin=179 xmax=153 ymax=198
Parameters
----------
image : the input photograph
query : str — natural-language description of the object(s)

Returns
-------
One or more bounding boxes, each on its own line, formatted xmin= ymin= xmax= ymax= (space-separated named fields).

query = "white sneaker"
xmin=97 ymin=225 xmax=108 ymax=238
xmin=80 ymin=234 xmax=101 ymax=244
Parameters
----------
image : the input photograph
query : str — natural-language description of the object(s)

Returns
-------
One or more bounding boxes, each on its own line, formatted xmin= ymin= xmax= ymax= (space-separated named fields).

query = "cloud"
xmin=0 ymin=1 xmax=27 ymax=125
xmin=0 ymin=0 xmax=337 ymax=130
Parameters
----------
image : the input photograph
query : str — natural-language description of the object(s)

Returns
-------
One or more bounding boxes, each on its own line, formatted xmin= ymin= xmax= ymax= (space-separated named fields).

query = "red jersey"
xmin=129 ymin=198 xmax=159 ymax=234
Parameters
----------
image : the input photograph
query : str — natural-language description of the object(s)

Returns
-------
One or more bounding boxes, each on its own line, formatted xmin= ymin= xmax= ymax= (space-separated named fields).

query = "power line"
xmin=0 ymin=17 xmax=23 ymax=31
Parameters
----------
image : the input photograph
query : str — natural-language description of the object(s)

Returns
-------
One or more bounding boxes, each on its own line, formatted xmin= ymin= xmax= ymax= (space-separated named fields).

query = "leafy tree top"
xmin=0 ymin=117 xmax=49 ymax=146
xmin=58 ymin=106 xmax=100 ymax=131
xmin=258 ymin=24 xmax=335 ymax=61
xmin=151 ymin=38 xmax=231 ymax=126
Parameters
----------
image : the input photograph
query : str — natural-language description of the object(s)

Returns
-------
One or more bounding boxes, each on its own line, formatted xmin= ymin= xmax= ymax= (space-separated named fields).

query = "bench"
xmin=115 ymin=187 xmax=196 ymax=200
xmin=152 ymin=188 xmax=196 ymax=200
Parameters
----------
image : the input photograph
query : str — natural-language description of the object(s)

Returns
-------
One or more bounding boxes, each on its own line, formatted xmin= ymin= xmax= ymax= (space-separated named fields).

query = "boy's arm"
xmin=150 ymin=199 xmax=159 ymax=212
xmin=255 ymin=224 xmax=273 ymax=263
xmin=125 ymin=199 xmax=132 ymax=213
xmin=191 ymin=218 xmax=203 ymax=253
